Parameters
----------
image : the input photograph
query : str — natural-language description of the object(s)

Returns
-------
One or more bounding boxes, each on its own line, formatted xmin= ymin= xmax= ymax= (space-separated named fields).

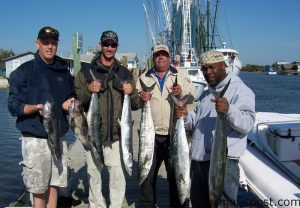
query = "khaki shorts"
xmin=20 ymin=136 xmax=68 ymax=194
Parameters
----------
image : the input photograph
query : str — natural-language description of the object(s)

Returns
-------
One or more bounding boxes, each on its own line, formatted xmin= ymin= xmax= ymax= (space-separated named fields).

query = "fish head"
xmin=41 ymin=101 xmax=55 ymax=118
xmin=68 ymin=99 xmax=83 ymax=118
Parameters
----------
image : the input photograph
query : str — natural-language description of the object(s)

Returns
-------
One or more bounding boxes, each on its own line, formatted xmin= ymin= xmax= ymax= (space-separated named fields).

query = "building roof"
xmin=3 ymin=51 xmax=35 ymax=61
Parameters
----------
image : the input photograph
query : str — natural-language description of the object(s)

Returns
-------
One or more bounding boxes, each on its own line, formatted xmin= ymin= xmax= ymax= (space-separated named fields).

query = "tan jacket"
xmin=136 ymin=66 xmax=195 ymax=135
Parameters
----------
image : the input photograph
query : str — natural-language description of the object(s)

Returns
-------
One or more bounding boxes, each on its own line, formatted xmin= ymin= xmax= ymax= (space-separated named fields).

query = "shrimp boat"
xmin=240 ymin=112 xmax=300 ymax=208
xmin=216 ymin=42 xmax=242 ymax=76
xmin=142 ymin=0 xmax=242 ymax=99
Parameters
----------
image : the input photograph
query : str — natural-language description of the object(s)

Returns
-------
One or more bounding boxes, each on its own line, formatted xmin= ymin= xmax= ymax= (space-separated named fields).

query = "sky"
xmin=0 ymin=0 xmax=299 ymax=66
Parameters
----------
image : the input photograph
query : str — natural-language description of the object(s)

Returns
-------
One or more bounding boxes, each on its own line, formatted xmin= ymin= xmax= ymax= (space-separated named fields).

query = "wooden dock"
xmin=66 ymin=110 xmax=171 ymax=208
xmin=10 ymin=106 xmax=258 ymax=208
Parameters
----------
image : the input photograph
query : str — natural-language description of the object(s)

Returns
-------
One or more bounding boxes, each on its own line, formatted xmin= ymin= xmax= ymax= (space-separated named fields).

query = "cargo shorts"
xmin=20 ymin=136 xmax=68 ymax=194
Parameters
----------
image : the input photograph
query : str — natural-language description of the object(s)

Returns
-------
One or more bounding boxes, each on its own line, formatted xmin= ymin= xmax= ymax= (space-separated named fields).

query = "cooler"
xmin=267 ymin=122 xmax=300 ymax=161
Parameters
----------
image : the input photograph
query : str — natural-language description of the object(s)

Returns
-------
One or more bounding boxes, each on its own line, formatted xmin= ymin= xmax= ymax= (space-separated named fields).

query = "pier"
xmin=10 ymin=105 xmax=256 ymax=208
xmin=66 ymin=109 xmax=170 ymax=208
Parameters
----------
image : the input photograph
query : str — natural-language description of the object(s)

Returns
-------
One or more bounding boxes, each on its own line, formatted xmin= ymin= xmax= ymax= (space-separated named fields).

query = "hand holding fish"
xmin=171 ymin=84 xmax=182 ymax=96
xmin=62 ymin=97 xmax=75 ymax=112
xmin=211 ymin=97 xmax=229 ymax=113
xmin=140 ymin=90 xmax=152 ymax=102
xmin=175 ymin=105 xmax=188 ymax=118
xmin=123 ymin=83 xmax=134 ymax=95
xmin=88 ymin=80 xmax=101 ymax=93
xmin=23 ymin=103 xmax=44 ymax=115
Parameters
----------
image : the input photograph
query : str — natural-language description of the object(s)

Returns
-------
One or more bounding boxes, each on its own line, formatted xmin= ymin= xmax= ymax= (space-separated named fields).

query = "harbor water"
xmin=0 ymin=72 xmax=300 ymax=207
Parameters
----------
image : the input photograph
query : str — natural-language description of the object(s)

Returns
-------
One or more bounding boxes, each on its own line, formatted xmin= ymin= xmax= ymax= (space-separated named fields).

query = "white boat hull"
xmin=267 ymin=71 xmax=277 ymax=75
xmin=240 ymin=144 xmax=300 ymax=208
xmin=240 ymin=112 xmax=300 ymax=208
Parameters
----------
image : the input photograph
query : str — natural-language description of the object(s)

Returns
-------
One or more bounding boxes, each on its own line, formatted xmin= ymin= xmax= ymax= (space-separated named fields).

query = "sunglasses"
xmin=102 ymin=42 xmax=118 ymax=48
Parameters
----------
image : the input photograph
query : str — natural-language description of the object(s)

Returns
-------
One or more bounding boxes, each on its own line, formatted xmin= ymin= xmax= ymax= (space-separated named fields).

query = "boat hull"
xmin=240 ymin=143 xmax=300 ymax=208
xmin=240 ymin=112 xmax=300 ymax=208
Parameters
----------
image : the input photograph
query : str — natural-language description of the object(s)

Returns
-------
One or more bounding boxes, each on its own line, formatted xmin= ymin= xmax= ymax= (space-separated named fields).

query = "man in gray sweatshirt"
xmin=176 ymin=50 xmax=255 ymax=208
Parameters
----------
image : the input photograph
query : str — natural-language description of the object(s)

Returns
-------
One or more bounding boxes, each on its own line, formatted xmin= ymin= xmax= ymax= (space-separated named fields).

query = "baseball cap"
xmin=100 ymin=30 xmax=118 ymax=44
xmin=200 ymin=50 xmax=227 ymax=66
xmin=37 ymin=26 xmax=59 ymax=41
xmin=153 ymin=44 xmax=170 ymax=55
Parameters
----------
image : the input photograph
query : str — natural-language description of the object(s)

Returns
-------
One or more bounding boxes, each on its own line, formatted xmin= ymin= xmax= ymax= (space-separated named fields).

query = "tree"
xmin=0 ymin=49 xmax=15 ymax=68
xmin=241 ymin=64 xmax=265 ymax=72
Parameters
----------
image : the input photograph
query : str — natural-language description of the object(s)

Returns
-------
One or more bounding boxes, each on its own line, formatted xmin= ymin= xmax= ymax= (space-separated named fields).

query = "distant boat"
xmin=240 ymin=112 xmax=300 ymax=208
xmin=265 ymin=65 xmax=277 ymax=75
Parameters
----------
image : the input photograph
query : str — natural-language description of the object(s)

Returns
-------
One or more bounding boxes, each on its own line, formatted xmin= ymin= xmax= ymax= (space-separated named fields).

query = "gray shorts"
xmin=20 ymin=136 xmax=68 ymax=194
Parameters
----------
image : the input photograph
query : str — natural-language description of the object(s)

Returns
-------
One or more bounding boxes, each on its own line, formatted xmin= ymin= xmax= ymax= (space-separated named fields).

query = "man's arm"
xmin=7 ymin=67 xmax=28 ymax=117
xmin=225 ymin=88 xmax=255 ymax=135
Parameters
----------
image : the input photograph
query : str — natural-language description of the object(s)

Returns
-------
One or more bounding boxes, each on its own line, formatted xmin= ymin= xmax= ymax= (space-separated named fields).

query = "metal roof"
xmin=3 ymin=51 xmax=35 ymax=61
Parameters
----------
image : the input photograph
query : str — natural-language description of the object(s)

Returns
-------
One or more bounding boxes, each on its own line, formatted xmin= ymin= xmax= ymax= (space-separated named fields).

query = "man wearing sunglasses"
xmin=74 ymin=30 xmax=140 ymax=208
xmin=8 ymin=26 xmax=75 ymax=208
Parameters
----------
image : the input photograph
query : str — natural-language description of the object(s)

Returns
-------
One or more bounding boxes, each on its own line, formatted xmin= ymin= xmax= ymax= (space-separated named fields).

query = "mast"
xmin=181 ymin=0 xmax=198 ymax=67
xmin=161 ymin=0 xmax=172 ymax=32
xmin=143 ymin=3 xmax=156 ymax=46
xmin=206 ymin=0 xmax=210 ymax=51
xmin=211 ymin=0 xmax=220 ymax=49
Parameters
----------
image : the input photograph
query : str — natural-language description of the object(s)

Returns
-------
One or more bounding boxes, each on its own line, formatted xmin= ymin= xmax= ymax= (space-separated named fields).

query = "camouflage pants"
xmin=20 ymin=136 xmax=68 ymax=194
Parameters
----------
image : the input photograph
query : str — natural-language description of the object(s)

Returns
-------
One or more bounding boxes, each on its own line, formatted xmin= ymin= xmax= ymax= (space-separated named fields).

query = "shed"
xmin=4 ymin=51 xmax=34 ymax=78
xmin=116 ymin=52 xmax=138 ymax=69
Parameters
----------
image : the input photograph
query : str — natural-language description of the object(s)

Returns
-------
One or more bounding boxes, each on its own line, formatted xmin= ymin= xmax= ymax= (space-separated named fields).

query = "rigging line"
xmin=147 ymin=0 xmax=159 ymax=43
xmin=153 ymin=0 xmax=163 ymax=42
xmin=222 ymin=1 xmax=234 ymax=48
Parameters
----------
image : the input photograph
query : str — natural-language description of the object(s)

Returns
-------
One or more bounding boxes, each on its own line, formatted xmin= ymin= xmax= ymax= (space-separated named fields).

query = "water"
xmin=0 ymin=89 xmax=75 ymax=207
xmin=240 ymin=72 xmax=300 ymax=114
xmin=0 ymin=72 xmax=300 ymax=207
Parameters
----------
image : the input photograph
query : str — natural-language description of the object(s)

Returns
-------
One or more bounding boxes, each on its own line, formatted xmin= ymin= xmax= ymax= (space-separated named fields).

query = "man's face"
xmin=101 ymin=40 xmax=118 ymax=60
xmin=201 ymin=62 xmax=227 ymax=88
xmin=153 ymin=51 xmax=170 ymax=72
xmin=36 ymin=38 xmax=58 ymax=63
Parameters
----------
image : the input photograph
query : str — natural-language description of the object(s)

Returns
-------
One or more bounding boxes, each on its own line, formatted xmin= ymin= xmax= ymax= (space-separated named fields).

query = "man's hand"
xmin=123 ymin=83 xmax=134 ymax=95
xmin=171 ymin=84 xmax=182 ymax=96
xmin=175 ymin=105 xmax=188 ymax=118
xmin=62 ymin=98 xmax=75 ymax=112
xmin=24 ymin=104 xmax=43 ymax=115
xmin=140 ymin=91 xmax=152 ymax=102
xmin=88 ymin=80 xmax=101 ymax=93
xmin=211 ymin=97 xmax=229 ymax=113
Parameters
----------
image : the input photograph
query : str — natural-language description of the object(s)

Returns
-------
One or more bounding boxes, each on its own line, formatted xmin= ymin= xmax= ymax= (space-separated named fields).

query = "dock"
xmin=10 ymin=107 xmax=257 ymax=208
xmin=66 ymin=109 xmax=171 ymax=208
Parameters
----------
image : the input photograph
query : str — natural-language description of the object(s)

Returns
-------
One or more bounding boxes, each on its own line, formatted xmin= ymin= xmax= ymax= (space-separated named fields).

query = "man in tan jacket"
xmin=136 ymin=44 xmax=195 ymax=207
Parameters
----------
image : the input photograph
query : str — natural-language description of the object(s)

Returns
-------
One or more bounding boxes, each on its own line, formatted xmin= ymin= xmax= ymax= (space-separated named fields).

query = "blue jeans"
xmin=140 ymin=135 xmax=188 ymax=208
xmin=190 ymin=159 xmax=240 ymax=208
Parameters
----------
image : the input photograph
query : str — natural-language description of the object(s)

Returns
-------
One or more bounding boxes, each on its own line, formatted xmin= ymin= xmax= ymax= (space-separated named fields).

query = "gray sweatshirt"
xmin=185 ymin=73 xmax=255 ymax=161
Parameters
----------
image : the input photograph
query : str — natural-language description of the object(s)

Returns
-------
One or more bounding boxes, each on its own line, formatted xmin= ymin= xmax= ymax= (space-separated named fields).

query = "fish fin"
xmin=170 ymin=93 xmax=180 ymax=106
xmin=170 ymin=93 xmax=191 ymax=106
xmin=89 ymin=69 xmax=97 ymax=81
xmin=139 ymin=78 xmax=156 ymax=93
xmin=215 ymin=79 xmax=231 ymax=98
xmin=173 ymin=74 xmax=178 ymax=86
xmin=180 ymin=93 xmax=192 ymax=106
